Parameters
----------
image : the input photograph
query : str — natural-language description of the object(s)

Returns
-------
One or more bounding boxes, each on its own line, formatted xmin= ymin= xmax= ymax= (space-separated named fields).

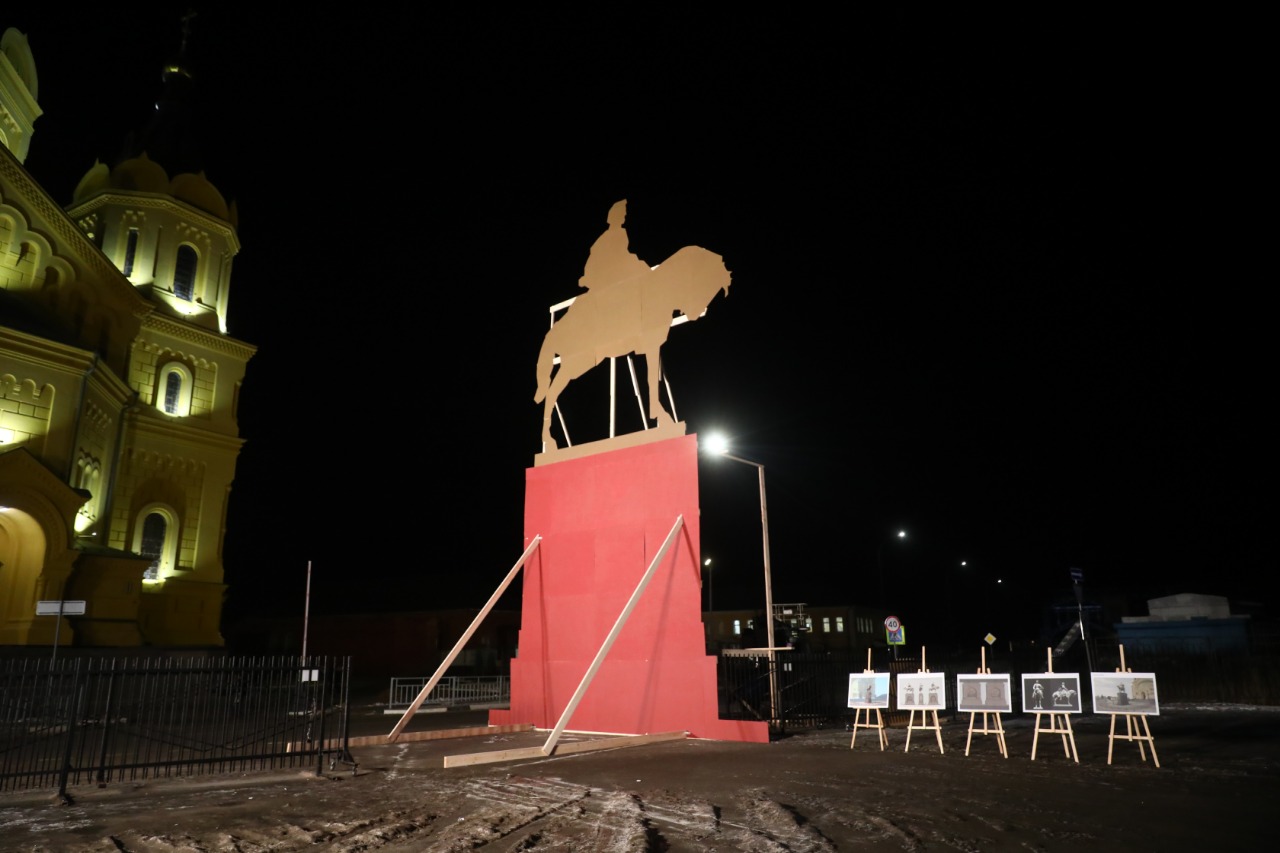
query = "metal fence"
xmin=0 ymin=655 xmax=353 ymax=799
xmin=385 ymin=675 xmax=510 ymax=713
xmin=718 ymin=652 xmax=966 ymax=731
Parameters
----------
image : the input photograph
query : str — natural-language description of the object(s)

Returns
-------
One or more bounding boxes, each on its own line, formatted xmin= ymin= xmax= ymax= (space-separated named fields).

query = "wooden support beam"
xmin=443 ymin=730 xmax=688 ymax=769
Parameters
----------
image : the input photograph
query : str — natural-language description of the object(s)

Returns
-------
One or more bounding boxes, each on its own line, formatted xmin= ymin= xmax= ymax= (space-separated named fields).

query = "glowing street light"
xmin=703 ymin=557 xmax=713 ymax=612
xmin=703 ymin=432 xmax=778 ymax=724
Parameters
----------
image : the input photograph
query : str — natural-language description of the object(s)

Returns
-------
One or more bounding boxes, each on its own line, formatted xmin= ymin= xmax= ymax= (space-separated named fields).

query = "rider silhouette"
xmin=579 ymin=199 xmax=651 ymax=293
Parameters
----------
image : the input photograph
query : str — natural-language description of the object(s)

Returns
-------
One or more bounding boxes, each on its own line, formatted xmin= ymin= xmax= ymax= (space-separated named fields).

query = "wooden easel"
xmin=904 ymin=647 xmax=944 ymax=754
xmin=1030 ymin=648 xmax=1078 ymax=763
xmin=964 ymin=647 xmax=1007 ymax=758
xmin=1106 ymin=645 xmax=1160 ymax=768
xmin=850 ymin=649 xmax=888 ymax=750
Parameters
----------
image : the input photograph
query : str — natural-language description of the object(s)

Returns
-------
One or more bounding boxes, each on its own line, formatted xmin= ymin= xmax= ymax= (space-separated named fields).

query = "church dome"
xmin=171 ymin=171 xmax=230 ymax=221
xmin=109 ymin=152 xmax=171 ymax=194
xmin=70 ymin=153 xmax=233 ymax=224
xmin=71 ymin=160 xmax=111 ymax=203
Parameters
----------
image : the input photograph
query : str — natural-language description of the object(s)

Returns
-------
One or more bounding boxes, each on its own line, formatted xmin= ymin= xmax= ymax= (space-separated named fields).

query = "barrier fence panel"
xmin=0 ymin=656 xmax=353 ymax=798
xmin=385 ymin=675 xmax=511 ymax=712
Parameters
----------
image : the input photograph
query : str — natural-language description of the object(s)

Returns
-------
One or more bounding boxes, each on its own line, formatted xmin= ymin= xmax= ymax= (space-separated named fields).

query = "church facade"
xmin=1 ymin=25 xmax=253 ymax=648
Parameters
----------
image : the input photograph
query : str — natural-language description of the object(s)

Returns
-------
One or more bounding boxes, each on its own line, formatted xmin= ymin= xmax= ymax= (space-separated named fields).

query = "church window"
xmin=133 ymin=503 xmax=179 ymax=581
xmin=123 ymin=228 xmax=139 ymax=276
xmin=140 ymin=512 xmax=166 ymax=580
xmin=163 ymin=372 xmax=181 ymax=413
xmin=174 ymin=245 xmax=197 ymax=300
xmin=157 ymin=362 xmax=193 ymax=416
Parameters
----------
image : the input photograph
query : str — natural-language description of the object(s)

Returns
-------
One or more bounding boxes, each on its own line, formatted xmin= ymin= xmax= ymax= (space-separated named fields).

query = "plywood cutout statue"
xmin=535 ymin=199 xmax=731 ymax=450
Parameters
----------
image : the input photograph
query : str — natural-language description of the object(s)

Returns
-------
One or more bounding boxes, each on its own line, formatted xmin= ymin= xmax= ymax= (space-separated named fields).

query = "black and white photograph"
xmin=956 ymin=673 xmax=1012 ymax=713
xmin=1022 ymin=673 xmax=1083 ymax=714
xmin=1091 ymin=672 xmax=1160 ymax=716
xmin=847 ymin=673 xmax=891 ymax=709
xmin=896 ymin=673 xmax=946 ymax=711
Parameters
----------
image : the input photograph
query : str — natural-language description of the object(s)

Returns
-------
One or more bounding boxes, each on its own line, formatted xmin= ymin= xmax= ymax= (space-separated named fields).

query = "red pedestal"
xmin=489 ymin=433 xmax=768 ymax=742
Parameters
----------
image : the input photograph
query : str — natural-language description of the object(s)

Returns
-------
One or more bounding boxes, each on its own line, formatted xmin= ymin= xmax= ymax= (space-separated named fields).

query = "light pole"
xmin=877 ymin=529 xmax=906 ymax=609
xmin=704 ymin=434 xmax=778 ymax=724
xmin=703 ymin=557 xmax=714 ymax=612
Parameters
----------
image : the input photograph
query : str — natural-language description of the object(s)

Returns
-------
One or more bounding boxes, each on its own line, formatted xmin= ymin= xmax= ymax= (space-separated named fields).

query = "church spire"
xmin=118 ymin=9 xmax=205 ymax=178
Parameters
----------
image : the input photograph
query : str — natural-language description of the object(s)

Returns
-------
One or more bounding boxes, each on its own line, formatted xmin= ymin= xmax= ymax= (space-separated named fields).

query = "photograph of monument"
xmin=956 ymin=674 xmax=1012 ymax=713
xmin=1021 ymin=673 xmax=1082 ymax=714
xmin=897 ymin=673 xmax=946 ymax=710
xmin=1091 ymin=672 xmax=1160 ymax=715
xmin=848 ymin=673 xmax=891 ymax=709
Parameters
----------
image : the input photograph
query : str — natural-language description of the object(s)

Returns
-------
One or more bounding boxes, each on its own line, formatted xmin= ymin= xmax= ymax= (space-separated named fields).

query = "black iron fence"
xmin=0 ymin=655 xmax=353 ymax=799
xmin=718 ymin=647 xmax=1280 ymax=735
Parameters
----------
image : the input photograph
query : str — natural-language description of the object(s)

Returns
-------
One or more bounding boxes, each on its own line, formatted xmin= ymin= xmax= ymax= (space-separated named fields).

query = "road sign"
xmin=884 ymin=616 xmax=905 ymax=646
xmin=36 ymin=600 xmax=86 ymax=616
xmin=884 ymin=615 xmax=900 ymax=632
xmin=1069 ymin=567 xmax=1083 ymax=583
xmin=985 ymin=633 xmax=997 ymax=645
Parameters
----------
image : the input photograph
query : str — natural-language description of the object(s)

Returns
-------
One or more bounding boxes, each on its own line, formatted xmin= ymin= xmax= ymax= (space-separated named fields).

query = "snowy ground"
xmin=2 ymin=703 xmax=1276 ymax=852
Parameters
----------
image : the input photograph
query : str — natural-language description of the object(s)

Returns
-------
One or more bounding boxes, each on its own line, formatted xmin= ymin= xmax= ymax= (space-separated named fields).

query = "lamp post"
xmin=704 ymin=434 xmax=778 ymax=724
xmin=877 ymin=529 xmax=906 ymax=609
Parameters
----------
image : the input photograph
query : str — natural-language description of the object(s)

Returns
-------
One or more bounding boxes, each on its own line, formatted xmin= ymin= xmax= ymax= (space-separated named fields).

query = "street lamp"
xmin=703 ymin=557 xmax=713 ymax=612
xmin=877 ymin=529 xmax=906 ymax=609
xmin=703 ymin=433 xmax=778 ymax=724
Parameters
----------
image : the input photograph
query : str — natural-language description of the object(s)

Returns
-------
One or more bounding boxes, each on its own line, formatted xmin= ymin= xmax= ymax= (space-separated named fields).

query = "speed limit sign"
xmin=884 ymin=615 xmax=905 ymax=645
xmin=884 ymin=616 xmax=900 ymax=632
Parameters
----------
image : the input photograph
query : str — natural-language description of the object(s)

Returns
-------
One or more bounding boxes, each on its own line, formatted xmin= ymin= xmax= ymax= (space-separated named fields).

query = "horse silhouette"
xmin=535 ymin=245 xmax=731 ymax=450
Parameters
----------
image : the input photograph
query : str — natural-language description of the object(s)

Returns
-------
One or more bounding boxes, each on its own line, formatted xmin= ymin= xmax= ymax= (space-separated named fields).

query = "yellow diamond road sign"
xmin=984 ymin=633 xmax=997 ymax=645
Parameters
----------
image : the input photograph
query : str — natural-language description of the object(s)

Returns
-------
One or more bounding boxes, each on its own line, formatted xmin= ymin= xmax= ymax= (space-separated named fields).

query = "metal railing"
xmin=385 ymin=675 xmax=510 ymax=713
xmin=0 ymin=655 xmax=353 ymax=799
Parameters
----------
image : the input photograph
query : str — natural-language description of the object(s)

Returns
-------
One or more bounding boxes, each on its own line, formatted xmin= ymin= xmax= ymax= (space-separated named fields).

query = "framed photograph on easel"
xmin=848 ymin=673 xmax=891 ymax=709
xmin=957 ymin=673 xmax=1012 ymax=713
xmin=1022 ymin=673 xmax=1082 ymax=714
xmin=1091 ymin=672 xmax=1159 ymax=715
xmin=897 ymin=672 xmax=946 ymax=710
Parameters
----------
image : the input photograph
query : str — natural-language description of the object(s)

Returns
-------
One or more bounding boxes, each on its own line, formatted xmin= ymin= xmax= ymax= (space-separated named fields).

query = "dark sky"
xmin=10 ymin=8 xmax=1265 ymax=646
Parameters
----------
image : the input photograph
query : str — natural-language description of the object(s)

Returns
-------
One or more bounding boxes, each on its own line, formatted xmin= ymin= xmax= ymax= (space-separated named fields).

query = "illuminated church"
xmin=0 ymin=24 xmax=252 ymax=648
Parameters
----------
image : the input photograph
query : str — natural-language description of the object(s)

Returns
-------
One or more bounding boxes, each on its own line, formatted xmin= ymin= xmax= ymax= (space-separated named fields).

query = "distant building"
xmin=1115 ymin=593 xmax=1251 ymax=655
xmin=1 ymin=24 xmax=252 ymax=648
xmin=705 ymin=602 xmax=883 ymax=655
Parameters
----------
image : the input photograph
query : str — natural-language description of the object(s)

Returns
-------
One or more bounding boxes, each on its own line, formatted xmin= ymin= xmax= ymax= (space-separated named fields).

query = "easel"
xmin=849 ymin=649 xmax=887 ymax=750
xmin=1030 ymin=648 xmax=1078 ymax=763
xmin=964 ymin=647 xmax=1007 ymax=758
xmin=1106 ymin=644 xmax=1160 ymax=768
xmin=904 ymin=647 xmax=944 ymax=754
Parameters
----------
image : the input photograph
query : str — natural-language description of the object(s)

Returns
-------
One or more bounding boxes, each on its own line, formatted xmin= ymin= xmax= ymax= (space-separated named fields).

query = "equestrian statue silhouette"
xmin=535 ymin=200 xmax=731 ymax=450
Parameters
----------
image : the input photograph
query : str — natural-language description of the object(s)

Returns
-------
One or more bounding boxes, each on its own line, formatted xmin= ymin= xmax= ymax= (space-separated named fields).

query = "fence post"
xmin=56 ymin=661 xmax=86 ymax=805
xmin=93 ymin=661 xmax=118 ymax=786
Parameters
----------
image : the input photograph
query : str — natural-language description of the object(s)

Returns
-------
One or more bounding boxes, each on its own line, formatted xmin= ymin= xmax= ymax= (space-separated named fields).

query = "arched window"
xmin=156 ymin=361 xmax=193 ymax=416
xmin=164 ymin=371 xmax=182 ymax=413
xmin=140 ymin=512 xmax=166 ymax=580
xmin=173 ymin=244 xmax=197 ymax=300
xmin=133 ymin=504 xmax=179 ymax=582
xmin=123 ymin=228 xmax=139 ymax=277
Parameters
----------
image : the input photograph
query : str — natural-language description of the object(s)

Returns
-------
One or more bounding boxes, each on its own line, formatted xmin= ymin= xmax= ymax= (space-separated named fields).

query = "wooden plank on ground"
xmin=293 ymin=723 xmax=535 ymax=751
xmin=443 ymin=730 xmax=688 ymax=768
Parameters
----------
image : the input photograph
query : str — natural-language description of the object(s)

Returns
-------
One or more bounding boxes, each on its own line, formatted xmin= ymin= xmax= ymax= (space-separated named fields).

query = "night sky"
xmin=8 ymin=8 xmax=1265 ymax=647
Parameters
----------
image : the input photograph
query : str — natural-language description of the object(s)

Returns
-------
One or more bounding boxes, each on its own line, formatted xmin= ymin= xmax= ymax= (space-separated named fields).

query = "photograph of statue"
xmin=1090 ymin=672 xmax=1160 ymax=715
xmin=847 ymin=673 xmax=891 ymax=709
xmin=897 ymin=674 xmax=945 ymax=710
xmin=1022 ymin=673 xmax=1082 ymax=714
